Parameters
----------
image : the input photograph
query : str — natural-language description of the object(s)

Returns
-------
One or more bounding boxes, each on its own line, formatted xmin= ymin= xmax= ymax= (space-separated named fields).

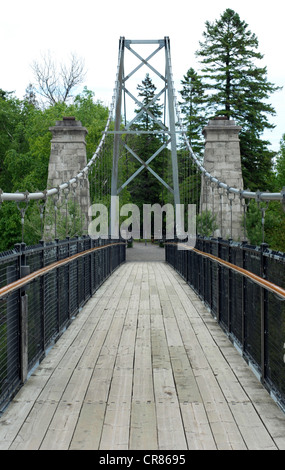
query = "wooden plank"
xmin=132 ymin=314 xmax=154 ymax=401
xmin=180 ymin=402 xmax=217 ymax=450
xmin=153 ymin=368 xmax=187 ymax=450
xmin=130 ymin=309 xmax=157 ymax=449
xmin=69 ymin=402 xmax=106 ymax=450
xmin=130 ymin=402 xmax=157 ymax=450
xmin=100 ymin=402 xmax=131 ymax=450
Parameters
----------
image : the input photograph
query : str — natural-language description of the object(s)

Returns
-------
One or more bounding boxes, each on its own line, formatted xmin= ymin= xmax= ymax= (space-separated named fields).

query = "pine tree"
xmin=275 ymin=134 xmax=285 ymax=191
xmin=127 ymin=73 xmax=168 ymax=209
xmin=179 ymin=67 xmax=207 ymax=158
xmin=196 ymin=8 xmax=281 ymax=190
xmin=134 ymin=73 xmax=163 ymax=131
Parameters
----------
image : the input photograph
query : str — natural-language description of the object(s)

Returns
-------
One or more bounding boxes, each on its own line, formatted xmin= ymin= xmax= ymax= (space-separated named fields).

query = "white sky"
xmin=1 ymin=0 xmax=284 ymax=150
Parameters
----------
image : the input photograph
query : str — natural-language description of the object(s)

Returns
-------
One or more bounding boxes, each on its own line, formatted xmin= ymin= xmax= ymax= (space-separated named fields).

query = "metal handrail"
xmin=165 ymin=241 xmax=285 ymax=299
xmin=0 ymin=241 xmax=125 ymax=299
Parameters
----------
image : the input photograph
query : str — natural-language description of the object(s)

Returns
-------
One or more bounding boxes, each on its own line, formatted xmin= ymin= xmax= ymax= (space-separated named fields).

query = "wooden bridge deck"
xmin=1 ymin=251 xmax=285 ymax=450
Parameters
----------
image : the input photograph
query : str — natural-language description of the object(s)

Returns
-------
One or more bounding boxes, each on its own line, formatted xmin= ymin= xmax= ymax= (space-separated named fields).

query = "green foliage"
xmin=245 ymin=201 xmax=263 ymax=246
xmin=179 ymin=67 xmax=208 ymax=157
xmin=194 ymin=8 xmax=281 ymax=191
xmin=245 ymin=200 xmax=285 ymax=252
xmin=275 ymin=134 xmax=285 ymax=191
xmin=0 ymin=87 xmax=111 ymax=250
xmin=0 ymin=202 xmax=21 ymax=251
xmin=197 ymin=210 xmax=218 ymax=237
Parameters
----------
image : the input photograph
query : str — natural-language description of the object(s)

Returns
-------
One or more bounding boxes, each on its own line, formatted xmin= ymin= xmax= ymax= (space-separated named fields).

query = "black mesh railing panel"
xmin=59 ymin=265 xmax=69 ymax=328
xmin=27 ymin=278 xmax=43 ymax=369
xmin=0 ymin=293 xmax=20 ymax=410
xmin=0 ymin=257 xmax=19 ymax=289
xmin=244 ymin=278 xmax=262 ymax=369
xmin=25 ymin=249 xmax=42 ymax=274
xmin=229 ymin=271 xmax=243 ymax=345
xmin=43 ymin=271 xmax=58 ymax=348
xmin=219 ymin=266 xmax=229 ymax=329
xmin=266 ymin=254 xmax=285 ymax=289
xmin=0 ymin=236 xmax=125 ymax=412
xmin=266 ymin=291 xmax=285 ymax=400
xmin=44 ymin=244 xmax=57 ymax=267
xmin=231 ymin=245 xmax=243 ymax=268
xmin=244 ymin=248 xmax=261 ymax=276
xmin=166 ymin=237 xmax=285 ymax=410
xmin=69 ymin=260 xmax=79 ymax=316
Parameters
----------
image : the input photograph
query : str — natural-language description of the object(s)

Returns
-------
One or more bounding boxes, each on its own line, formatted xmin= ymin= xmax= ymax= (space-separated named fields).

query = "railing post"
xmin=185 ymin=242 xmax=188 ymax=282
xmin=6 ymin=259 xmax=20 ymax=387
xmin=76 ymin=236 xmax=80 ymax=309
xmin=55 ymin=238 xmax=60 ymax=332
xmin=90 ymin=237 xmax=94 ymax=296
xmin=109 ymin=237 xmax=113 ymax=275
xmin=39 ymin=240 xmax=46 ymax=351
xmin=228 ymin=238 xmax=232 ymax=334
xmin=216 ymin=237 xmax=222 ymax=323
xmin=196 ymin=237 xmax=201 ymax=295
xmin=260 ymin=242 xmax=268 ymax=383
xmin=200 ymin=237 xmax=203 ymax=302
xmin=20 ymin=293 xmax=28 ymax=383
xmin=14 ymin=243 xmax=30 ymax=384
xmin=65 ymin=237 xmax=71 ymax=319
xmin=241 ymin=240 xmax=247 ymax=354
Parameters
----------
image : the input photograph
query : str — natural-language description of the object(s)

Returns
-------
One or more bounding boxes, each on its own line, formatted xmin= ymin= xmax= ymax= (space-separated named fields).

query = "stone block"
xmin=44 ymin=117 xmax=91 ymax=239
xmin=200 ymin=118 xmax=244 ymax=240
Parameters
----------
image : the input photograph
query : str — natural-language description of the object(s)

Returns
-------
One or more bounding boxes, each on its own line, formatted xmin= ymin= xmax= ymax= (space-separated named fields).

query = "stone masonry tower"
xmin=44 ymin=117 xmax=91 ymax=240
xmin=200 ymin=117 xmax=244 ymax=240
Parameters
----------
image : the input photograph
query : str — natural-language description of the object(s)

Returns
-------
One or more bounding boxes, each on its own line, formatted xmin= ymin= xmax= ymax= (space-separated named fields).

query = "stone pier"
xmin=44 ymin=117 xmax=90 ymax=240
xmin=200 ymin=117 xmax=244 ymax=241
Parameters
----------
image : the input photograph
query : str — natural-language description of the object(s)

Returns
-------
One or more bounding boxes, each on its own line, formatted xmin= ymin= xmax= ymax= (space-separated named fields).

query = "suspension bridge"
xmin=0 ymin=38 xmax=285 ymax=451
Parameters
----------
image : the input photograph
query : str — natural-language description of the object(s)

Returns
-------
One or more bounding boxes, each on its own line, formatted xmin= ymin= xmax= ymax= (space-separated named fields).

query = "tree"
xmin=127 ymin=73 xmax=168 ymax=210
xmin=134 ymin=73 xmax=163 ymax=131
xmin=31 ymin=51 xmax=86 ymax=106
xmin=179 ymin=67 xmax=207 ymax=157
xmin=24 ymin=83 xmax=38 ymax=107
xmin=196 ymin=8 xmax=281 ymax=190
xmin=275 ymin=134 xmax=285 ymax=190
xmin=0 ymin=90 xmax=26 ymax=188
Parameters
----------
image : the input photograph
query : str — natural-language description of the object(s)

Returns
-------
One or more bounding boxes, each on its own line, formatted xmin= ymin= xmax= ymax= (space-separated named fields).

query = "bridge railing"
xmin=0 ymin=236 xmax=126 ymax=413
xmin=165 ymin=237 xmax=285 ymax=411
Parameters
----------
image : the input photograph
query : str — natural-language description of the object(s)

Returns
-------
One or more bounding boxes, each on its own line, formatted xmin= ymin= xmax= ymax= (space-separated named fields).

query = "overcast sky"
xmin=1 ymin=0 xmax=284 ymax=150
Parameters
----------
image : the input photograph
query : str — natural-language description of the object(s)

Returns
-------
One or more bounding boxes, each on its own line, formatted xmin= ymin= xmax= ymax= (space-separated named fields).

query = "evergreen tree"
xmin=179 ymin=67 xmax=207 ymax=158
xmin=24 ymin=83 xmax=38 ymax=107
xmin=127 ymin=73 xmax=168 ymax=210
xmin=275 ymin=134 xmax=285 ymax=190
xmin=196 ymin=8 xmax=281 ymax=190
xmin=134 ymin=73 xmax=163 ymax=131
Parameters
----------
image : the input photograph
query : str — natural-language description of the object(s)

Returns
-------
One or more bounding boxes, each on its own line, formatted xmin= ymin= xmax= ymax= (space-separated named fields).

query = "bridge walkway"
xmin=0 ymin=243 xmax=285 ymax=450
